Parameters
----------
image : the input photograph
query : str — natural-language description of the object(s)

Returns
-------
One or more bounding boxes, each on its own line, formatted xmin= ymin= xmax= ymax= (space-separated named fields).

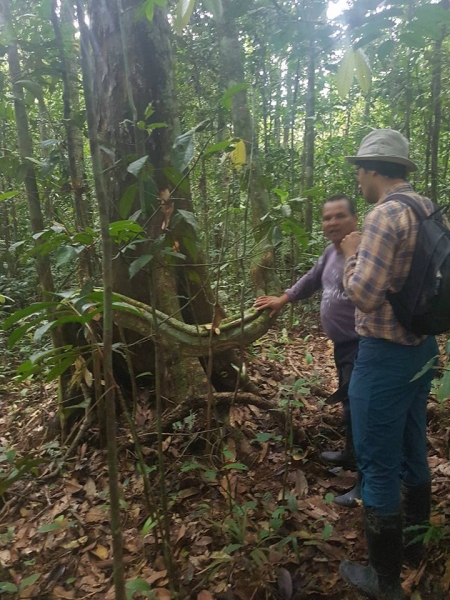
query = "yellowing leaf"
xmin=230 ymin=140 xmax=246 ymax=170
xmin=92 ymin=544 xmax=109 ymax=560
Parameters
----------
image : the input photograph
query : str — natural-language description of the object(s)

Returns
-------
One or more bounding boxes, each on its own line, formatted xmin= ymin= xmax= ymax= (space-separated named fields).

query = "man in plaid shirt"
xmin=338 ymin=130 xmax=439 ymax=600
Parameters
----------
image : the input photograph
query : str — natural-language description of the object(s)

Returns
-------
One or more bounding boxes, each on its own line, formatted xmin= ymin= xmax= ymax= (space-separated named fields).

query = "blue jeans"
xmin=349 ymin=336 xmax=439 ymax=514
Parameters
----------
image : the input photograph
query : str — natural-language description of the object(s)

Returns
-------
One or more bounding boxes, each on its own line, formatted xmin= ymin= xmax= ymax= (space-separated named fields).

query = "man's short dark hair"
xmin=323 ymin=193 xmax=356 ymax=216
xmin=355 ymin=160 xmax=407 ymax=180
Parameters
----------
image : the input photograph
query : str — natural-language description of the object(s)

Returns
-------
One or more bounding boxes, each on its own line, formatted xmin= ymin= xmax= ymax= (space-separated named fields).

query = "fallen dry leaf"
xmin=197 ymin=591 xmax=214 ymax=600
xmin=91 ymin=544 xmax=109 ymax=560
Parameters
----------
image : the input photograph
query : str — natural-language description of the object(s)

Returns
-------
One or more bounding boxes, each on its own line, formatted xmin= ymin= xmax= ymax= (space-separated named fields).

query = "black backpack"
xmin=386 ymin=193 xmax=450 ymax=335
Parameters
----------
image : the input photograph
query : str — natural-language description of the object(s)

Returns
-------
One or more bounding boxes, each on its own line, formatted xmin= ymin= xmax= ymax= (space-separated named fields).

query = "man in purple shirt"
xmin=254 ymin=194 xmax=360 ymax=507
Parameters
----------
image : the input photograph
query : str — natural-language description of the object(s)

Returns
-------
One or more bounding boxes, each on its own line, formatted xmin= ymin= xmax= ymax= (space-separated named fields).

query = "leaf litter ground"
xmin=0 ymin=323 xmax=449 ymax=599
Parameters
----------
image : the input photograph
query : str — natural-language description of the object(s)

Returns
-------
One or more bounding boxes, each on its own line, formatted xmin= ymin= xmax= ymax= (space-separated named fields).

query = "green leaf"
xmin=45 ymin=356 xmax=78 ymax=382
xmin=176 ymin=209 xmax=199 ymax=232
xmin=172 ymin=130 xmax=195 ymax=173
xmin=33 ymin=321 xmax=54 ymax=343
xmin=253 ymin=432 xmax=272 ymax=443
xmin=0 ymin=190 xmax=19 ymax=202
xmin=145 ymin=0 xmax=155 ymax=21
xmin=354 ymin=48 xmax=371 ymax=95
xmin=0 ymin=582 xmax=18 ymax=593
xmin=437 ymin=369 xmax=450 ymax=403
xmin=127 ymin=156 xmax=149 ymax=178
xmin=54 ymin=245 xmax=78 ymax=268
xmin=38 ymin=522 xmax=64 ymax=533
xmin=9 ymin=321 xmax=43 ymax=349
xmin=410 ymin=356 xmax=438 ymax=382
xmin=221 ymin=83 xmax=248 ymax=110
xmin=223 ymin=543 xmax=242 ymax=554
xmin=19 ymin=573 xmax=40 ymax=591
xmin=163 ymin=166 xmax=190 ymax=194
xmin=125 ymin=578 xmax=152 ymax=600
xmin=109 ymin=220 xmax=144 ymax=234
xmin=271 ymin=225 xmax=283 ymax=248
xmin=119 ymin=184 xmax=137 ymax=219
xmin=174 ymin=0 xmax=196 ymax=34
xmin=322 ymin=523 xmax=333 ymax=540
xmin=129 ymin=254 xmax=153 ymax=279
xmin=146 ymin=122 xmax=167 ymax=131
xmin=223 ymin=462 xmax=248 ymax=471
xmin=204 ymin=139 xmax=235 ymax=156
xmin=280 ymin=218 xmax=308 ymax=247
xmin=336 ymin=48 xmax=355 ymax=100
xmin=142 ymin=517 xmax=158 ymax=536
xmin=273 ymin=188 xmax=289 ymax=202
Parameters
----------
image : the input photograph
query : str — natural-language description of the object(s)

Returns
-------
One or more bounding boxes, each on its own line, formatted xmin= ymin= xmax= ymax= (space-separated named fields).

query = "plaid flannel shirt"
xmin=343 ymin=182 xmax=435 ymax=345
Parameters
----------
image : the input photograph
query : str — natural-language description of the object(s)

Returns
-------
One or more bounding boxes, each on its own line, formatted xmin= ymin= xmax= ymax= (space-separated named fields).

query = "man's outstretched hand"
xmin=253 ymin=293 xmax=289 ymax=318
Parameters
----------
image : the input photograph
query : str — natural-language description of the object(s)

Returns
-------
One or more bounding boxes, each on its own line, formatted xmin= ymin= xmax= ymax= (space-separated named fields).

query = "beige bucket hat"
xmin=345 ymin=129 xmax=418 ymax=172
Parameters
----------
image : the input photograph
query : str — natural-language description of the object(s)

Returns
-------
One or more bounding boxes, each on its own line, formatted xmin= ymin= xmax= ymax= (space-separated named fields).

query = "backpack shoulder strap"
xmin=386 ymin=192 xmax=429 ymax=221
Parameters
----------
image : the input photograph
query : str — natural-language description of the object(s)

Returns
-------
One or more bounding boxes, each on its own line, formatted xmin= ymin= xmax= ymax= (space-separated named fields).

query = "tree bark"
xmin=217 ymin=0 xmax=280 ymax=295
xmin=303 ymin=36 xmax=315 ymax=234
xmin=430 ymin=35 xmax=443 ymax=203
xmin=75 ymin=2 xmax=126 ymax=597
xmin=87 ymin=0 xmax=249 ymax=400
xmin=51 ymin=0 xmax=93 ymax=282
xmin=0 ymin=0 xmax=54 ymax=296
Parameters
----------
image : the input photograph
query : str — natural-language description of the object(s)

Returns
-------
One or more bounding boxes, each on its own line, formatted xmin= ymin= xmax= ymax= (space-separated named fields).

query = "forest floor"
xmin=0 ymin=315 xmax=449 ymax=600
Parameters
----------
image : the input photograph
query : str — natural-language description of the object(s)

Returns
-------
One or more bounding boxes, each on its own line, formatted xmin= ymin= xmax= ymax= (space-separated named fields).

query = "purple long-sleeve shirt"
xmin=285 ymin=245 xmax=357 ymax=344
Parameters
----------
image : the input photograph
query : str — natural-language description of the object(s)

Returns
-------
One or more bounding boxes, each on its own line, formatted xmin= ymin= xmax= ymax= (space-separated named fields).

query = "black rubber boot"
xmin=339 ymin=508 xmax=405 ymax=599
xmin=320 ymin=425 xmax=356 ymax=469
xmin=334 ymin=472 xmax=362 ymax=508
xmin=402 ymin=481 xmax=431 ymax=567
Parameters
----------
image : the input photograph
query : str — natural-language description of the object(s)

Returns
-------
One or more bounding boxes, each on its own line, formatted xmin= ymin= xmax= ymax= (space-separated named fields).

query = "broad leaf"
xmin=172 ymin=130 xmax=195 ymax=173
xmin=221 ymin=83 xmax=248 ymax=109
xmin=3 ymin=302 xmax=57 ymax=329
xmin=33 ymin=321 xmax=54 ymax=342
xmin=437 ymin=369 xmax=450 ymax=403
xmin=20 ymin=573 xmax=40 ymax=591
xmin=54 ymin=245 xmax=78 ymax=268
xmin=0 ymin=582 xmax=18 ymax=593
xmin=204 ymin=139 xmax=235 ymax=156
xmin=119 ymin=184 xmax=137 ymax=219
xmin=230 ymin=140 xmax=246 ymax=170
xmin=174 ymin=0 xmax=196 ymax=34
xmin=410 ymin=356 xmax=438 ymax=381
xmin=176 ymin=209 xmax=199 ymax=232
xmin=46 ymin=356 xmax=78 ymax=382
xmin=336 ymin=48 xmax=355 ymax=100
xmin=129 ymin=254 xmax=153 ymax=279
xmin=163 ymin=166 xmax=190 ymax=194
xmin=0 ymin=190 xmax=19 ymax=202
xmin=127 ymin=156 xmax=149 ymax=178
xmin=125 ymin=579 xmax=152 ymax=600
xmin=354 ymin=48 xmax=371 ymax=95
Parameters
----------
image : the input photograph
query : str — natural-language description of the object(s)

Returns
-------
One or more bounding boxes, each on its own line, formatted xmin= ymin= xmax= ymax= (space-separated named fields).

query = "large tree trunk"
xmin=302 ymin=36 xmax=315 ymax=234
xmin=51 ymin=0 xmax=93 ymax=283
xmin=0 ymin=0 xmax=55 ymax=297
xmin=87 ymin=0 xmax=251 ymax=401
xmin=430 ymin=35 xmax=443 ymax=203
xmin=217 ymin=0 xmax=280 ymax=295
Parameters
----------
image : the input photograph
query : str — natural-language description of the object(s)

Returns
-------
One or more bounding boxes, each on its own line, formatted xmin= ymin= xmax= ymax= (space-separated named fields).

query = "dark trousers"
xmin=333 ymin=339 xmax=359 ymax=425
xmin=349 ymin=335 xmax=438 ymax=514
